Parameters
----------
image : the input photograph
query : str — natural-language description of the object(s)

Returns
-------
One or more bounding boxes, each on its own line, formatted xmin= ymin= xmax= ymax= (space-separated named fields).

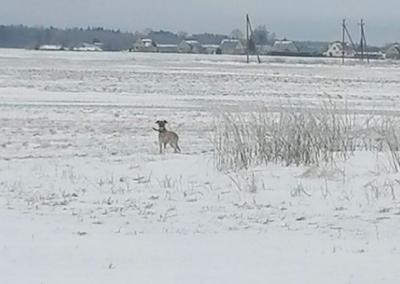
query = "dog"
xmin=153 ymin=120 xmax=181 ymax=153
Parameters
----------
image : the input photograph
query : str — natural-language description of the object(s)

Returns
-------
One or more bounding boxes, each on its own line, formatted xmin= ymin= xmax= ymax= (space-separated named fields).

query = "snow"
xmin=1 ymin=48 xmax=400 ymax=283
xmin=2 ymin=212 xmax=399 ymax=284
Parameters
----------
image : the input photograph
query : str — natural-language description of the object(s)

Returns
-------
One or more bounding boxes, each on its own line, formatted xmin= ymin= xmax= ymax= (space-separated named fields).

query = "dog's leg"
xmin=172 ymin=142 xmax=180 ymax=153
xmin=159 ymin=139 xmax=163 ymax=154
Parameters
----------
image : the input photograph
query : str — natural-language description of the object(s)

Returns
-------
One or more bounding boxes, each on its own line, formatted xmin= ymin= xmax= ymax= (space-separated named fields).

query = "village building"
xmin=38 ymin=45 xmax=64 ymax=51
xmin=294 ymin=41 xmax=328 ymax=57
xmin=132 ymin=38 xmax=158 ymax=52
xmin=203 ymin=44 xmax=220 ymax=54
xmin=177 ymin=40 xmax=205 ymax=54
xmin=72 ymin=42 xmax=103 ymax=52
xmin=323 ymin=41 xmax=355 ymax=58
xmin=256 ymin=44 xmax=273 ymax=55
xmin=219 ymin=39 xmax=245 ymax=55
xmin=385 ymin=43 xmax=400 ymax=59
xmin=272 ymin=39 xmax=299 ymax=54
xmin=157 ymin=44 xmax=178 ymax=53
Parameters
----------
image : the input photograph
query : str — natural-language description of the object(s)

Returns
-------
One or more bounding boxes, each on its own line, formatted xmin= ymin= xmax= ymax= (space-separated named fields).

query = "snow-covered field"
xmin=1 ymin=49 xmax=400 ymax=283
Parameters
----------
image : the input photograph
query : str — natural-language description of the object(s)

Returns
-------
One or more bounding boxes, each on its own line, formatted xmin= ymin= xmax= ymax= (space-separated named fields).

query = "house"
xmin=257 ymin=44 xmax=273 ymax=55
xmin=294 ymin=41 xmax=329 ymax=56
xmin=157 ymin=44 xmax=178 ymax=53
xmin=177 ymin=40 xmax=205 ymax=54
xmin=131 ymin=38 xmax=158 ymax=52
xmin=272 ymin=39 xmax=299 ymax=53
xmin=354 ymin=51 xmax=384 ymax=60
xmin=385 ymin=43 xmax=400 ymax=60
xmin=203 ymin=44 xmax=220 ymax=54
xmin=72 ymin=42 xmax=103 ymax=52
xmin=38 ymin=45 xmax=64 ymax=51
xmin=219 ymin=39 xmax=245 ymax=55
xmin=323 ymin=41 xmax=355 ymax=58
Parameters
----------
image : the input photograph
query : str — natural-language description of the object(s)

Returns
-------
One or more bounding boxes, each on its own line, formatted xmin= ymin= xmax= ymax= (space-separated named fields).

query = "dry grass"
xmin=213 ymin=104 xmax=400 ymax=171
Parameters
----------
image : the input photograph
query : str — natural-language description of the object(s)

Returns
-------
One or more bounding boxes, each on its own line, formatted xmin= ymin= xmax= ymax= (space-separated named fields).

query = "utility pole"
xmin=341 ymin=19 xmax=357 ymax=64
xmin=246 ymin=14 xmax=250 ymax=63
xmin=245 ymin=14 xmax=261 ymax=64
xmin=359 ymin=19 xmax=364 ymax=61
xmin=342 ymin=19 xmax=346 ymax=64
xmin=359 ymin=19 xmax=369 ymax=63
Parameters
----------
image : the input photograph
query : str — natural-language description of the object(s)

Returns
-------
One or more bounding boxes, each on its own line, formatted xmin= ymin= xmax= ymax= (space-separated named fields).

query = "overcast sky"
xmin=1 ymin=0 xmax=399 ymax=45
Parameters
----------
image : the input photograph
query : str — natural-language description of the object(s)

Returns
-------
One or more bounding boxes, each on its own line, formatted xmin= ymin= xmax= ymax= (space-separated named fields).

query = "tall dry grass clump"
xmin=213 ymin=105 xmax=400 ymax=171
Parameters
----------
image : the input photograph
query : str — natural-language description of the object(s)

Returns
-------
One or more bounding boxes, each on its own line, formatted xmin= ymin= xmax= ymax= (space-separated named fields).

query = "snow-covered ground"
xmin=1 ymin=49 xmax=400 ymax=283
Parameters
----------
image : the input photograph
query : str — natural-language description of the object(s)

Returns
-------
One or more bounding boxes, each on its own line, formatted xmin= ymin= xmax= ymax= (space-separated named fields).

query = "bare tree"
xmin=142 ymin=28 xmax=153 ymax=36
xmin=230 ymin=29 xmax=244 ymax=39
xmin=178 ymin=31 xmax=188 ymax=40
xmin=253 ymin=25 xmax=269 ymax=45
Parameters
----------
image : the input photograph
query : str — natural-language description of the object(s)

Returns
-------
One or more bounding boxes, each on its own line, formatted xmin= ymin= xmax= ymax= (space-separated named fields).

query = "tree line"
xmin=0 ymin=25 xmax=136 ymax=51
xmin=0 ymin=24 xmax=278 ymax=51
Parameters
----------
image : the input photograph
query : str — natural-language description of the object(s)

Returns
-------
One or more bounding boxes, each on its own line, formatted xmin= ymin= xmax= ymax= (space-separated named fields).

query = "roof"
xmin=220 ymin=39 xmax=243 ymax=50
xmin=185 ymin=40 xmax=200 ymax=44
xmin=39 ymin=45 xmax=63 ymax=50
xmin=327 ymin=41 xmax=355 ymax=52
xmin=157 ymin=44 xmax=178 ymax=47
xmin=387 ymin=43 xmax=400 ymax=49
xmin=273 ymin=40 xmax=298 ymax=52
xmin=183 ymin=40 xmax=202 ymax=48
xmin=273 ymin=39 xmax=295 ymax=45
xmin=386 ymin=44 xmax=400 ymax=56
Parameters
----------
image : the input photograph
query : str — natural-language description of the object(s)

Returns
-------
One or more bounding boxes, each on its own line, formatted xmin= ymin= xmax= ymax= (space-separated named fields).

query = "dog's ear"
xmin=155 ymin=120 xmax=159 ymax=124
xmin=164 ymin=120 xmax=168 ymax=124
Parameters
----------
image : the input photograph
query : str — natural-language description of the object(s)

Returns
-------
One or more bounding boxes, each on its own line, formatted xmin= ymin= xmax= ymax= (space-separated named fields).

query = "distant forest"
xmin=0 ymin=24 xmax=277 ymax=51
xmin=0 ymin=25 xmax=136 ymax=50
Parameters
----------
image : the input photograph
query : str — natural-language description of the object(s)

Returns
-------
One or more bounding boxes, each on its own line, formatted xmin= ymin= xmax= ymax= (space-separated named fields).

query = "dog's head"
xmin=155 ymin=120 xmax=168 ymax=129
